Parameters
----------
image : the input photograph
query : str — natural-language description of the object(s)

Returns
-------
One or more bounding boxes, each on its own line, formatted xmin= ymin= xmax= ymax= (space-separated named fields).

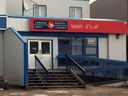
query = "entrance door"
xmin=28 ymin=40 xmax=52 ymax=69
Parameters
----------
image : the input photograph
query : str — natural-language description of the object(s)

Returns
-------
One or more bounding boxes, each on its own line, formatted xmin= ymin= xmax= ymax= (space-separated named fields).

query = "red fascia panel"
xmin=30 ymin=18 xmax=127 ymax=34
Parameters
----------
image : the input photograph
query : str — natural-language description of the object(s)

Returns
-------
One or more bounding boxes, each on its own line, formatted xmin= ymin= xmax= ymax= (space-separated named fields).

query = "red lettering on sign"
xmin=30 ymin=18 xmax=127 ymax=34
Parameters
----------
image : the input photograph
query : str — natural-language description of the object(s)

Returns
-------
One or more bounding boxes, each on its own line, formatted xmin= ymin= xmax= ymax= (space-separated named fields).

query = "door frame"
xmin=28 ymin=39 xmax=53 ymax=69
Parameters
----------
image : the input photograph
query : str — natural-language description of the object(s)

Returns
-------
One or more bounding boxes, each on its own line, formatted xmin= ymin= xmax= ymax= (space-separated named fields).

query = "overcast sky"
xmin=89 ymin=0 xmax=96 ymax=4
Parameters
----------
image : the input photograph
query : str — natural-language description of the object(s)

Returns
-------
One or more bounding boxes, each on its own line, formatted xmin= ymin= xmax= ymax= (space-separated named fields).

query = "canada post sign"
xmin=34 ymin=20 xmax=68 ymax=30
xmin=30 ymin=18 xmax=127 ymax=34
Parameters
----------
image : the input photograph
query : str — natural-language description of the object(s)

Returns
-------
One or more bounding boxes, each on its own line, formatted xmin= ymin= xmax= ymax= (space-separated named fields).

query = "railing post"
xmin=124 ymin=69 xmax=126 ymax=84
xmin=47 ymin=72 xmax=49 ymax=86
xmin=35 ymin=55 xmax=36 ymax=70
xmin=84 ymin=71 xmax=86 ymax=87
xmin=66 ymin=54 xmax=68 ymax=70
xmin=92 ymin=72 xmax=96 ymax=86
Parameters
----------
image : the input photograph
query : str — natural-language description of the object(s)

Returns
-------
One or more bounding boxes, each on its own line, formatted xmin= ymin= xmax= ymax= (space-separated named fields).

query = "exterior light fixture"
xmin=116 ymin=34 xmax=120 ymax=39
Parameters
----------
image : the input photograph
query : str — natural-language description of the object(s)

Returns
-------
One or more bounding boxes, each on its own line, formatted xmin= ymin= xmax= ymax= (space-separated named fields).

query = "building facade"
xmin=0 ymin=0 xmax=127 ymax=86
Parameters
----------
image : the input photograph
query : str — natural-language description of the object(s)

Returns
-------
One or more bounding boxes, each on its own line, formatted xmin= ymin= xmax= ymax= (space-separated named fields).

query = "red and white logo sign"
xmin=48 ymin=21 xmax=55 ymax=29
xmin=30 ymin=18 xmax=127 ymax=34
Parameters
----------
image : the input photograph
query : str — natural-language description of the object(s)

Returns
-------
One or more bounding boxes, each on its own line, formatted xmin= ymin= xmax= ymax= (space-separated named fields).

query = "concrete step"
xmin=48 ymin=82 xmax=79 ymax=85
xmin=46 ymin=85 xmax=79 ymax=88
xmin=28 ymin=85 xmax=78 ymax=88
xmin=28 ymin=83 xmax=46 ymax=86
xmin=48 ymin=80 xmax=78 ymax=82
xmin=28 ymin=69 xmax=85 ymax=88
xmin=48 ymin=69 xmax=67 ymax=72
xmin=48 ymin=74 xmax=73 ymax=76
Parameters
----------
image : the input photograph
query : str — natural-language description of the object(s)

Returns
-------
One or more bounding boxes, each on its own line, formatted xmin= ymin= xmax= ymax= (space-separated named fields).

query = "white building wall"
xmin=7 ymin=18 xmax=30 ymax=31
xmin=99 ymin=38 xmax=108 ymax=59
xmin=108 ymin=34 xmax=126 ymax=61
xmin=6 ymin=0 xmax=22 ymax=15
xmin=24 ymin=0 xmax=89 ymax=18
xmin=0 ymin=31 xmax=3 ymax=75
xmin=6 ymin=0 xmax=89 ymax=18
xmin=0 ymin=0 xmax=6 ymax=15
xmin=23 ymin=36 xmax=58 ymax=69
xmin=99 ymin=35 xmax=126 ymax=61
xmin=4 ymin=29 xmax=24 ymax=86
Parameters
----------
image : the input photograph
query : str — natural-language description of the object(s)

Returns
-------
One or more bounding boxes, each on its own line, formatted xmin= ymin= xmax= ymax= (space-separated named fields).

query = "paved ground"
xmin=0 ymin=85 xmax=128 ymax=96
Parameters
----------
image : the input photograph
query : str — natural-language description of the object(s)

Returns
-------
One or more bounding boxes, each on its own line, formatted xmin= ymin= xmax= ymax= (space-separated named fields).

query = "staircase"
xmin=28 ymin=69 xmax=47 ymax=88
xmin=28 ymin=69 xmax=85 ymax=88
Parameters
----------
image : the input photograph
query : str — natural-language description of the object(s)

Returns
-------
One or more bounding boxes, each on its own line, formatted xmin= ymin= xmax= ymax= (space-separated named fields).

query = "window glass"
xmin=72 ymin=47 xmax=84 ymax=55
xmin=75 ymin=7 xmax=82 ymax=18
xmin=42 ymin=42 xmax=50 ymax=54
xmin=60 ymin=47 xmax=71 ymax=54
xmin=69 ymin=7 xmax=75 ymax=18
xmin=30 ymin=42 xmax=38 ymax=54
xmin=59 ymin=37 xmax=71 ymax=45
xmin=33 ymin=4 xmax=39 ymax=16
xmin=72 ymin=37 xmax=84 ymax=46
xmin=39 ymin=5 xmax=47 ymax=16
xmin=69 ymin=7 xmax=82 ymax=18
xmin=85 ymin=38 xmax=97 ymax=46
xmin=86 ymin=48 xmax=96 ymax=54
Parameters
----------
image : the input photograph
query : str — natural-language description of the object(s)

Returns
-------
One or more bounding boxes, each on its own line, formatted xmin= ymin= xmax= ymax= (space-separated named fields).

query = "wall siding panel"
xmin=0 ymin=31 xmax=3 ymax=75
xmin=4 ymin=29 xmax=24 ymax=86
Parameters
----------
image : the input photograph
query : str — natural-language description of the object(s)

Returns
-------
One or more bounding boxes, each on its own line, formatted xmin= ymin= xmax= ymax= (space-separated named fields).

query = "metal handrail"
xmin=66 ymin=54 xmax=85 ymax=72
xmin=69 ymin=55 xmax=128 ymax=65
xmin=65 ymin=54 xmax=86 ymax=85
xmin=35 ymin=55 xmax=49 ymax=73
xmin=35 ymin=55 xmax=49 ymax=85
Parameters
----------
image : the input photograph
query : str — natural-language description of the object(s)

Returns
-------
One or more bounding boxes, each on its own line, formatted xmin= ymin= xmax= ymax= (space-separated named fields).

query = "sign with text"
xmin=34 ymin=20 xmax=68 ymax=30
xmin=30 ymin=18 xmax=127 ymax=34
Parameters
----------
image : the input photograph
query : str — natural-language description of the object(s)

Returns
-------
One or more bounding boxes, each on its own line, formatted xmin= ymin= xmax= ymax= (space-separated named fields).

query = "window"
xmin=58 ymin=37 xmax=98 ymax=65
xmin=33 ymin=4 xmax=39 ymax=16
xmin=41 ymin=42 xmax=50 ymax=54
xmin=85 ymin=38 xmax=97 ymax=46
xmin=30 ymin=42 xmax=38 ymax=54
xmin=69 ymin=7 xmax=82 ymax=18
xmin=39 ymin=5 xmax=47 ymax=16
xmin=72 ymin=47 xmax=84 ymax=55
xmin=33 ymin=4 xmax=47 ymax=16
xmin=59 ymin=37 xmax=71 ymax=45
xmin=86 ymin=48 xmax=96 ymax=54
xmin=72 ymin=37 xmax=84 ymax=55
xmin=58 ymin=37 xmax=97 ymax=56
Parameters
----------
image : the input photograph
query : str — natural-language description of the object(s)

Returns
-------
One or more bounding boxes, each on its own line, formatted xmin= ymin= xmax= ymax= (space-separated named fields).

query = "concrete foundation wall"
xmin=0 ymin=31 xmax=3 ymax=75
